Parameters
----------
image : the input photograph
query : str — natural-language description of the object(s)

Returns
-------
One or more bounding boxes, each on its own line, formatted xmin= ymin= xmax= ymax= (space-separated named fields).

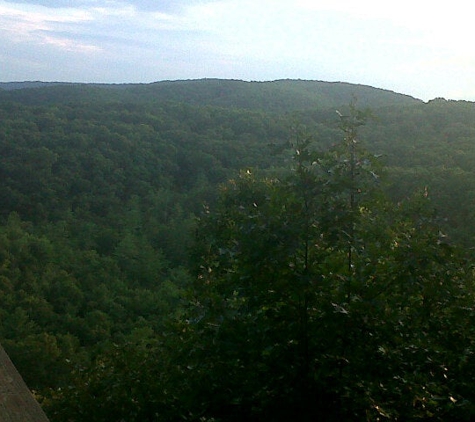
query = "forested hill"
xmin=0 ymin=78 xmax=421 ymax=111
xmin=2 ymin=78 xmax=475 ymax=420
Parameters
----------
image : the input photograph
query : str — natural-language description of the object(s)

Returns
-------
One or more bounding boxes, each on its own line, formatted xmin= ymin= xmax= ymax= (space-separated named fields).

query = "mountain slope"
xmin=0 ymin=79 xmax=421 ymax=112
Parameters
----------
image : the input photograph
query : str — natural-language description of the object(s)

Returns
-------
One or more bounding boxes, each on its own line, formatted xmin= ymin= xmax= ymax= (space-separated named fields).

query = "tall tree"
xmin=184 ymin=106 xmax=473 ymax=421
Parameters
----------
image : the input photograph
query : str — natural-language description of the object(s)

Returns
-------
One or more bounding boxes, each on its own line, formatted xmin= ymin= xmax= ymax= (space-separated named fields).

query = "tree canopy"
xmin=178 ymin=105 xmax=474 ymax=420
xmin=1 ymin=81 xmax=475 ymax=420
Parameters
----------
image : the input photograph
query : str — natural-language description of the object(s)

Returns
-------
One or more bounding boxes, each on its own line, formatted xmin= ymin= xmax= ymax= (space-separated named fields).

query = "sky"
xmin=1 ymin=0 xmax=474 ymax=101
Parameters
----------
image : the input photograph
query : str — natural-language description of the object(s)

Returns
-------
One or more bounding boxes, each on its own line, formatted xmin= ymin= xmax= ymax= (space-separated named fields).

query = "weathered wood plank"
xmin=0 ymin=345 xmax=49 ymax=422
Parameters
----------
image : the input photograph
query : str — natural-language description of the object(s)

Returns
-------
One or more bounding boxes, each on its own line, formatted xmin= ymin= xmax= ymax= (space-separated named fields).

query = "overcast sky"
xmin=1 ymin=0 xmax=474 ymax=101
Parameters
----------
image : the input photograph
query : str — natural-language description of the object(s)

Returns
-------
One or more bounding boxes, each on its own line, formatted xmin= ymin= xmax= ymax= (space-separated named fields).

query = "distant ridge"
xmin=0 ymin=79 xmax=421 ymax=112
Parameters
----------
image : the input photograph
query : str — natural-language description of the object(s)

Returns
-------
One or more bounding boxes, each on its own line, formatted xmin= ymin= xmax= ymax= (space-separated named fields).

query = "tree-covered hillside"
xmin=1 ymin=80 xmax=475 ymax=421
xmin=0 ymin=78 xmax=420 ymax=111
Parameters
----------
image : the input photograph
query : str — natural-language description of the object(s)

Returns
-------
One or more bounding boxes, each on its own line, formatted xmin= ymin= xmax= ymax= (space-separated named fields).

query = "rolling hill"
xmin=0 ymin=78 xmax=421 ymax=111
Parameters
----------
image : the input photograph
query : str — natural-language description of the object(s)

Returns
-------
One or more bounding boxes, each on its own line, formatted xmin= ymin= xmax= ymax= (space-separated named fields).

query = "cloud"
xmin=0 ymin=0 xmax=200 ymax=58
xmin=0 ymin=1 xmax=100 ymax=52
xmin=0 ymin=0 xmax=221 ymax=81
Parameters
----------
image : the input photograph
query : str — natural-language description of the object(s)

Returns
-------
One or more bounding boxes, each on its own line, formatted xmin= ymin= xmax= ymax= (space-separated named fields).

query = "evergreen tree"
xmin=184 ymin=105 xmax=473 ymax=421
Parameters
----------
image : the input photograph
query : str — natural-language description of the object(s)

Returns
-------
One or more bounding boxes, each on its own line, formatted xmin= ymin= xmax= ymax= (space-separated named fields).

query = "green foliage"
xmin=184 ymin=108 xmax=474 ymax=421
xmin=0 ymin=210 xmax=188 ymax=394
xmin=2 ymin=81 xmax=475 ymax=420
xmin=0 ymin=88 xmax=289 ymax=413
xmin=0 ymin=79 xmax=420 ymax=111
xmin=45 ymin=328 xmax=184 ymax=422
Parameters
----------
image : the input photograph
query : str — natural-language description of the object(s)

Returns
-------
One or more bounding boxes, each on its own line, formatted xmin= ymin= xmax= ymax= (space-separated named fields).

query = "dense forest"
xmin=1 ymin=79 xmax=475 ymax=420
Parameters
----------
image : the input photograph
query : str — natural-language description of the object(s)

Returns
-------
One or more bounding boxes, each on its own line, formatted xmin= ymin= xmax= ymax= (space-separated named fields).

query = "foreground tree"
xmin=184 ymin=106 xmax=474 ymax=421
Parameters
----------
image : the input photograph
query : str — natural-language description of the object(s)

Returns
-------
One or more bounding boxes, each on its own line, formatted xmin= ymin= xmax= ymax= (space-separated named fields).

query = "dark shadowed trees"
xmin=183 ymin=106 xmax=474 ymax=421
